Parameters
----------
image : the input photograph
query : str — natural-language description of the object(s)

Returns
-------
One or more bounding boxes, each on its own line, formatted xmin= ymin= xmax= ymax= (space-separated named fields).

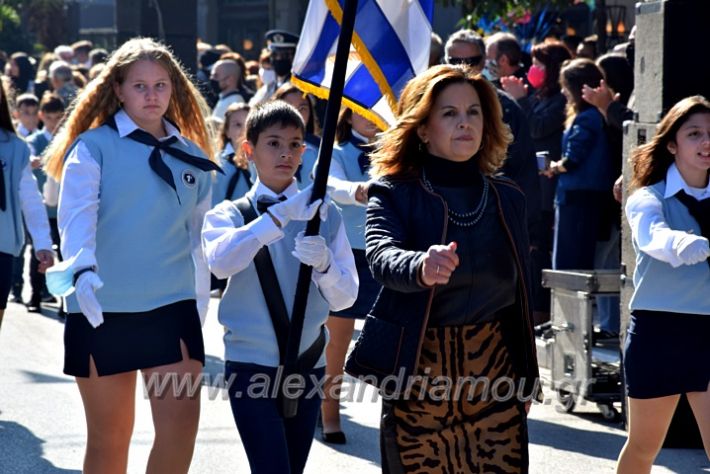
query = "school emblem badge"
xmin=182 ymin=169 xmax=197 ymax=188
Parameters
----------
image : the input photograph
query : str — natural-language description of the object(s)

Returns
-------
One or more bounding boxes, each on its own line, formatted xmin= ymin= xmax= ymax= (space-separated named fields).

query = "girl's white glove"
xmin=75 ymin=271 xmax=104 ymax=328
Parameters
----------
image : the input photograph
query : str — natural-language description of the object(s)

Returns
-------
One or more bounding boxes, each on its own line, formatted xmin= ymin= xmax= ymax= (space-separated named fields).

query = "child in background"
xmin=212 ymin=102 xmax=252 ymax=206
xmin=320 ymin=108 xmax=381 ymax=443
xmin=274 ymin=84 xmax=320 ymax=189
xmin=202 ymin=100 xmax=357 ymax=474
xmin=25 ymin=92 xmax=66 ymax=313
xmin=14 ymin=93 xmax=40 ymax=138
xmin=209 ymin=102 xmax=252 ymax=294
xmin=0 ymin=79 xmax=53 ymax=331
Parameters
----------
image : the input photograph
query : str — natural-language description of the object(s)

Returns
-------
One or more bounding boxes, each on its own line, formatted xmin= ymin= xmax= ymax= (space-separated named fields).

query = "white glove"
xmin=269 ymin=184 xmax=323 ymax=227
xmin=675 ymin=234 xmax=710 ymax=266
xmin=75 ymin=271 xmax=105 ymax=328
xmin=292 ymin=231 xmax=332 ymax=272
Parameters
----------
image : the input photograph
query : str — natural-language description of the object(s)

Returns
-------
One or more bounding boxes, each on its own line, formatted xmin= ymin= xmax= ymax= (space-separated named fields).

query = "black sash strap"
xmin=105 ymin=115 xmax=223 ymax=203
xmin=674 ymin=190 xmax=710 ymax=269
xmin=234 ymin=197 xmax=326 ymax=372
xmin=0 ymin=160 xmax=6 ymax=211
xmin=224 ymin=158 xmax=252 ymax=200
xmin=675 ymin=190 xmax=710 ymax=240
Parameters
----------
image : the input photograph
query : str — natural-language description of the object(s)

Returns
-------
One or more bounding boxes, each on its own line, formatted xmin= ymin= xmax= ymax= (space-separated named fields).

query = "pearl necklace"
xmin=422 ymin=170 xmax=489 ymax=227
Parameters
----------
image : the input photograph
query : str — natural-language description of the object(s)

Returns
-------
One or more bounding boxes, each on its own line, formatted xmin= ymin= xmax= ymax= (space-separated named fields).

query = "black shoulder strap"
xmin=235 ymin=197 xmax=290 ymax=364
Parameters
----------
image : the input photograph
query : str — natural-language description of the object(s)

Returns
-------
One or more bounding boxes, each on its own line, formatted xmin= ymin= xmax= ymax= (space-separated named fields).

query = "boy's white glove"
xmin=269 ymin=184 xmax=323 ymax=227
xmin=675 ymin=234 xmax=710 ymax=266
xmin=292 ymin=231 xmax=332 ymax=273
xmin=75 ymin=271 xmax=105 ymax=328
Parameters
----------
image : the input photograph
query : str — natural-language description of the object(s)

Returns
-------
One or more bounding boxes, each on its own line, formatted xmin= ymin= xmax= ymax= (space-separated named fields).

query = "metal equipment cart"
xmin=542 ymin=269 xmax=623 ymax=420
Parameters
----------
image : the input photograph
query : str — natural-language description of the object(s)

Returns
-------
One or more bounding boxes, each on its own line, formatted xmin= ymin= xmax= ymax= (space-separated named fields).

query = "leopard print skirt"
xmin=381 ymin=321 xmax=528 ymax=474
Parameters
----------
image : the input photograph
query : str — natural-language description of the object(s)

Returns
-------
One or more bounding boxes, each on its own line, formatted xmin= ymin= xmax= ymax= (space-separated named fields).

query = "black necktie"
xmin=256 ymin=194 xmax=287 ymax=214
xmin=225 ymin=156 xmax=252 ymax=200
xmin=106 ymin=115 xmax=223 ymax=203
xmin=0 ymin=160 xmax=6 ymax=211
xmin=675 ymin=190 xmax=710 ymax=240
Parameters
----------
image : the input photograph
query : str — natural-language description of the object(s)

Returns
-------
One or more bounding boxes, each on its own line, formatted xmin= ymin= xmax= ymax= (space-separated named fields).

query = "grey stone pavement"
xmin=1 ymin=290 xmax=708 ymax=474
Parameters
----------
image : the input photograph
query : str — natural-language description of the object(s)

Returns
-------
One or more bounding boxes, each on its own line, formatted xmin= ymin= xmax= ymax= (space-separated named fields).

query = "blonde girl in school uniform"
xmin=44 ymin=38 xmax=220 ymax=474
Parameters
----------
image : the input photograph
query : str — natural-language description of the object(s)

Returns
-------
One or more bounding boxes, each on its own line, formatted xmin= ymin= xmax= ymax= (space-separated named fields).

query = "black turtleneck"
xmin=422 ymin=153 xmax=518 ymax=327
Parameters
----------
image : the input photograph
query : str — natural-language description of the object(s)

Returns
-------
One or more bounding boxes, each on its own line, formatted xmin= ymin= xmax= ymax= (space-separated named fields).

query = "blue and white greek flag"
xmin=291 ymin=0 xmax=434 ymax=130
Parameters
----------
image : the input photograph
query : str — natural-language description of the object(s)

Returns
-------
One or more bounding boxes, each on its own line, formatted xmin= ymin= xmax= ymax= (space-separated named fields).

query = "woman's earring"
xmin=419 ymin=139 xmax=428 ymax=152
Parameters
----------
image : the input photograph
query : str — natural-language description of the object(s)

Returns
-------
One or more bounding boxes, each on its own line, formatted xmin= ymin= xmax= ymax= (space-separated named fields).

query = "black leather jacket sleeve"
xmin=365 ymin=180 xmax=429 ymax=294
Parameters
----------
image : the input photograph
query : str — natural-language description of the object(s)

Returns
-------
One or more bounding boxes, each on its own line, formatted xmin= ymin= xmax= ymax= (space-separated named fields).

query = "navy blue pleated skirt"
xmin=624 ymin=310 xmax=710 ymax=399
xmin=64 ymin=299 xmax=205 ymax=377
xmin=331 ymin=249 xmax=380 ymax=319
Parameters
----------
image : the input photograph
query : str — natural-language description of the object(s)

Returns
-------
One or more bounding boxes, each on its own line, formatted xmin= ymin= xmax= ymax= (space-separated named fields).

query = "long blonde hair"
xmin=44 ymin=37 xmax=215 ymax=180
xmin=369 ymin=64 xmax=511 ymax=178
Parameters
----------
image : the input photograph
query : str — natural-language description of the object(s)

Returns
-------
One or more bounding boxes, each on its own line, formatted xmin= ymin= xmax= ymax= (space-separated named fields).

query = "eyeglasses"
xmin=447 ymin=55 xmax=484 ymax=67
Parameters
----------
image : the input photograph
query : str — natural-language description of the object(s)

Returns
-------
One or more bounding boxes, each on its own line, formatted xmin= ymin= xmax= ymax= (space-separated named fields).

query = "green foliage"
xmin=0 ymin=4 xmax=32 ymax=53
xmin=437 ymin=0 xmax=568 ymax=31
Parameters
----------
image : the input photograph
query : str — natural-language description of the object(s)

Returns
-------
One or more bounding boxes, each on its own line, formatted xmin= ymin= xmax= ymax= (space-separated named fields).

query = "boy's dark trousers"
xmin=224 ymin=361 xmax=324 ymax=474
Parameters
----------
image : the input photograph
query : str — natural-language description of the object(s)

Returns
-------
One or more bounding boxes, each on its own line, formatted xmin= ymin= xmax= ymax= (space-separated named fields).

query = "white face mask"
xmin=483 ymin=59 xmax=499 ymax=82
xmin=259 ymin=67 xmax=276 ymax=86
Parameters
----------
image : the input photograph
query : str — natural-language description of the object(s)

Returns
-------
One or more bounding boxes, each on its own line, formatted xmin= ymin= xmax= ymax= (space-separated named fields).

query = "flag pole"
xmin=281 ymin=0 xmax=359 ymax=418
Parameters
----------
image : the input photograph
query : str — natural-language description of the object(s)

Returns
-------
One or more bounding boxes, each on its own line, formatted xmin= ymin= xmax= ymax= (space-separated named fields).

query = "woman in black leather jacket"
xmin=345 ymin=65 xmax=541 ymax=474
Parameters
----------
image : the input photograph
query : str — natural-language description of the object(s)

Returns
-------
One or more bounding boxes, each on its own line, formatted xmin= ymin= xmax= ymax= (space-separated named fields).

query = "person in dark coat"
xmin=345 ymin=64 xmax=542 ymax=474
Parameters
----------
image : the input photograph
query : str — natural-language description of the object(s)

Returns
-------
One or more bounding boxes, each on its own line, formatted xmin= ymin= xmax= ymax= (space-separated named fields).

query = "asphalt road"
xmin=1 ymin=291 xmax=707 ymax=473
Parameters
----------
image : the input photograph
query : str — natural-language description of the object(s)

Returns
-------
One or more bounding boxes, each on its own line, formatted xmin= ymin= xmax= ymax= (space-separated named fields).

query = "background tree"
xmin=0 ymin=3 xmax=33 ymax=53
xmin=23 ymin=0 xmax=67 ymax=50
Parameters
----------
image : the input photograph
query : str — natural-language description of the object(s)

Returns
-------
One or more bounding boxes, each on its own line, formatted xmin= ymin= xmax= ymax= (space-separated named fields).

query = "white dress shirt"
xmin=58 ymin=109 xmax=212 ymax=319
xmin=211 ymin=91 xmax=245 ymax=123
xmin=202 ymin=178 xmax=358 ymax=311
xmin=625 ymin=163 xmax=710 ymax=268
xmin=19 ymin=164 xmax=52 ymax=251
xmin=326 ymin=130 xmax=371 ymax=207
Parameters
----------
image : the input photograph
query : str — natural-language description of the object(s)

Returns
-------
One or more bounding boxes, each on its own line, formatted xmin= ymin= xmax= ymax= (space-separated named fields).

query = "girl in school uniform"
xmin=210 ymin=102 xmax=252 ymax=293
xmin=212 ymin=102 xmax=252 ymax=207
xmin=274 ymin=83 xmax=320 ymax=189
xmin=619 ymin=95 xmax=710 ymax=472
xmin=0 ymin=78 xmax=53 ymax=329
xmin=202 ymin=100 xmax=357 ymax=474
xmin=43 ymin=38 xmax=221 ymax=474
xmin=320 ymin=108 xmax=381 ymax=443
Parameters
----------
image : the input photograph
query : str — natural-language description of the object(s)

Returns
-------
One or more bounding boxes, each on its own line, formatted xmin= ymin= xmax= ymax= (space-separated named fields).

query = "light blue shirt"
xmin=625 ymin=164 xmax=710 ymax=315
xmin=59 ymin=109 xmax=213 ymax=317
xmin=202 ymin=179 xmax=358 ymax=367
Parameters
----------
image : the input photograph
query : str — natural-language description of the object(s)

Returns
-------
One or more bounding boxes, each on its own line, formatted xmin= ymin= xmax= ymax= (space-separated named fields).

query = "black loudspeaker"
xmin=635 ymin=0 xmax=710 ymax=123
